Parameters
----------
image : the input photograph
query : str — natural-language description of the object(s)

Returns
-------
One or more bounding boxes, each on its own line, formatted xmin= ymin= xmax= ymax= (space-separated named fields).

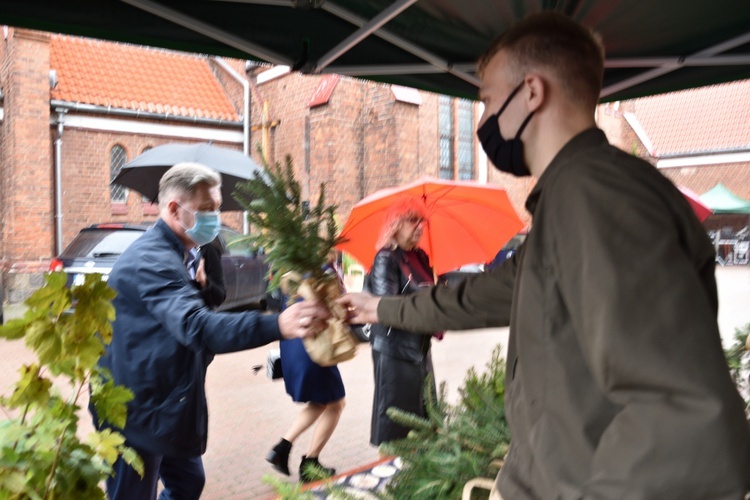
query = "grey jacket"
xmin=378 ymin=128 xmax=750 ymax=499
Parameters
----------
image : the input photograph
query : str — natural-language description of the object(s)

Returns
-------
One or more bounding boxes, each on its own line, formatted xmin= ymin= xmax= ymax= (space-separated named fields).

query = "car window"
xmin=60 ymin=229 xmax=145 ymax=258
xmin=220 ymin=229 xmax=253 ymax=257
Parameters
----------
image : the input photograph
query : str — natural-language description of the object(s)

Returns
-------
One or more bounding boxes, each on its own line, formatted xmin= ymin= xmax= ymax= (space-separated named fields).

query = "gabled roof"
xmin=629 ymin=79 xmax=750 ymax=157
xmin=50 ymin=35 xmax=239 ymax=121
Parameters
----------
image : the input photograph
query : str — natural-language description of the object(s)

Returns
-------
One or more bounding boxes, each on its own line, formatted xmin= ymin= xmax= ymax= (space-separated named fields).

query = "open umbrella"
xmin=112 ymin=143 xmax=265 ymax=211
xmin=337 ymin=177 xmax=524 ymax=276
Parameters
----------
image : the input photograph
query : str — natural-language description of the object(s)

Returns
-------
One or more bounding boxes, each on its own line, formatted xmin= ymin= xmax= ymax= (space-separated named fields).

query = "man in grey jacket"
xmin=95 ymin=162 xmax=330 ymax=499
xmin=339 ymin=12 xmax=750 ymax=499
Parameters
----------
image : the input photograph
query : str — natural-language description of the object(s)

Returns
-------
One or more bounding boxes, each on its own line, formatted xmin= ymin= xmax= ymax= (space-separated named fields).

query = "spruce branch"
xmin=232 ymin=154 xmax=344 ymax=290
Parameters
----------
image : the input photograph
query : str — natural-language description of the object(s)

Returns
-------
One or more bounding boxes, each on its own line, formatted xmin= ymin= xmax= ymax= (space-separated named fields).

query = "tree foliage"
xmin=0 ymin=272 xmax=142 ymax=499
xmin=724 ymin=323 xmax=750 ymax=415
xmin=233 ymin=154 xmax=344 ymax=290
xmin=380 ymin=343 xmax=510 ymax=499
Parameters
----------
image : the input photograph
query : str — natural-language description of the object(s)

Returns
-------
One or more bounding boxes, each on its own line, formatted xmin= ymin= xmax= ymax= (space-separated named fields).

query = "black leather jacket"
xmin=368 ymin=246 xmax=434 ymax=362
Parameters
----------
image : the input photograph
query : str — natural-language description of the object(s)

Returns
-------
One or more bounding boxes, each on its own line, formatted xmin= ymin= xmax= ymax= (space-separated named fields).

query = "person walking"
xmin=266 ymin=249 xmax=347 ymax=483
xmin=338 ymin=12 xmax=750 ymax=499
xmin=92 ymin=162 xmax=330 ymax=500
xmin=367 ymin=198 xmax=438 ymax=448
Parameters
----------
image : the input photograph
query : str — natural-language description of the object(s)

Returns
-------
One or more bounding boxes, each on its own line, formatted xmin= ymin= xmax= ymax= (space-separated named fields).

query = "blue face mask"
xmin=180 ymin=206 xmax=221 ymax=246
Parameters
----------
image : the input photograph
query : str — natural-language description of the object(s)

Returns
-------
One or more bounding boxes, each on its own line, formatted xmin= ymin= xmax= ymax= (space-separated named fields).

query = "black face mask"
xmin=476 ymin=81 xmax=535 ymax=177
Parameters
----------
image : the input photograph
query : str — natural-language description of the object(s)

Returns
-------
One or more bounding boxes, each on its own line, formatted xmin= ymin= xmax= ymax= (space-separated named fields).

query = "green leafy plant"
xmin=724 ymin=323 xmax=750 ymax=415
xmin=380 ymin=343 xmax=510 ymax=499
xmin=0 ymin=272 xmax=142 ymax=499
xmin=233 ymin=154 xmax=344 ymax=290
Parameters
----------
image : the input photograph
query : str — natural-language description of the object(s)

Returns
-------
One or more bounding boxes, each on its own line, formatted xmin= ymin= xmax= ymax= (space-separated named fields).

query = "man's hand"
xmin=335 ymin=292 xmax=381 ymax=324
xmin=278 ymin=300 xmax=332 ymax=339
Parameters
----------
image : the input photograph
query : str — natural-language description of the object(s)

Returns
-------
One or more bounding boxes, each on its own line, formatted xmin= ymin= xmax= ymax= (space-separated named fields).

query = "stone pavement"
xmin=0 ymin=266 xmax=748 ymax=499
xmin=199 ymin=327 xmax=507 ymax=499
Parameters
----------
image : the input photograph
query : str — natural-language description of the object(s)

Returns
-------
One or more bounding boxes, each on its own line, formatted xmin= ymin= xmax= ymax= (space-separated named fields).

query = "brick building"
xmin=0 ymin=28 xmax=494 ymax=308
xmin=597 ymin=81 xmax=750 ymax=236
xmin=1 ymin=27 xmax=748 ymax=313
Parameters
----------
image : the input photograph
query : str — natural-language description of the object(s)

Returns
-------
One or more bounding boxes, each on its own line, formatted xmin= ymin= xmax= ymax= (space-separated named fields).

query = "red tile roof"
xmin=630 ymin=79 xmax=750 ymax=156
xmin=50 ymin=35 xmax=239 ymax=121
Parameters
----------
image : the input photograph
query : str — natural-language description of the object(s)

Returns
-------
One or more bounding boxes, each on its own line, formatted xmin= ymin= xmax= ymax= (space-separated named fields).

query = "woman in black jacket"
xmin=368 ymin=198 xmax=437 ymax=447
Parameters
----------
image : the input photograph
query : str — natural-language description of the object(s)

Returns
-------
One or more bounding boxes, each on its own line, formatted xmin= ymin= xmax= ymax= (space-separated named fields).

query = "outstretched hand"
xmin=335 ymin=291 xmax=381 ymax=325
xmin=278 ymin=300 xmax=332 ymax=339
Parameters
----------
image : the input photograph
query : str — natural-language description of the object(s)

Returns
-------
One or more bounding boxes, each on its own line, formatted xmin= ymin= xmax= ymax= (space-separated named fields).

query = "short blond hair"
xmin=478 ymin=11 xmax=604 ymax=110
xmin=376 ymin=197 xmax=428 ymax=250
xmin=158 ymin=162 xmax=221 ymax=209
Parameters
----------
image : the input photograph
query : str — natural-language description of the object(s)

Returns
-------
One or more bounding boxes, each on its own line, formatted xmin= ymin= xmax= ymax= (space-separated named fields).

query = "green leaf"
xmin=25 ymin=272 xmax=72 ymax=318
xmin=90 ymin=378 xmax=133 ymax=430
xmin=87 ymin=428 xmax=125 ymax=466
xmin=0 ymin=468 xmax=27 ymax=494
xmin=120 ymin=446 xmax=144 ymax=477
xmin=25 ymin=319 xmax=62 ymax=366
xmin=8 ymin=364 xmax=51 ymax=408
xmin=0 ymin=319 xmax=28 ymax=340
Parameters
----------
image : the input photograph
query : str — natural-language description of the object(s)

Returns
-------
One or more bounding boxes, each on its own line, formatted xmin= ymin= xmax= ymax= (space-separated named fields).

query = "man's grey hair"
xmin=158 ymin=162 xmax=222 ymax=208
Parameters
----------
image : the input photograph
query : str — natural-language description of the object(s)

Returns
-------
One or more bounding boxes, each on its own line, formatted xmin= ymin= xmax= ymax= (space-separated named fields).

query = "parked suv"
xmin=49 ymin=223 xmax=269 ymax=311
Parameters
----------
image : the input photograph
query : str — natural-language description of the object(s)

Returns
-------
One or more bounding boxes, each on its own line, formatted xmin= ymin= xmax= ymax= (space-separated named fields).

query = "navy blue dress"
xmin=280 ymin=338 xmax=345 ymax=403
xmin=279 ymin=264 xmax=346 ymax=404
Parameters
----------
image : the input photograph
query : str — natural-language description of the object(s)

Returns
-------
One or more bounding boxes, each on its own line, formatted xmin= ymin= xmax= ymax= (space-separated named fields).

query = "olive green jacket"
xmin=379 ymin=128 xmax=750 ymax=499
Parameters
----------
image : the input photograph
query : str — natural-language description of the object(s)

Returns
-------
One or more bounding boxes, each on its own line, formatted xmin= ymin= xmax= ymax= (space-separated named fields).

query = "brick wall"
xmin=256 ymin=73 xmax=505 ymax=226
xmin=1 ymin=29 xmax=55 ymax=303
xmin=56 ymin=129 xmax=245 ymax=248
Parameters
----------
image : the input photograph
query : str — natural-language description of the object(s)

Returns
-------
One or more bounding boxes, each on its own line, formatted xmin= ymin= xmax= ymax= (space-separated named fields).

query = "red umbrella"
xmin=679 ymin=186 xmax=713 ymax=222
xmin=337 ymin=177 xmax=524 ymax=275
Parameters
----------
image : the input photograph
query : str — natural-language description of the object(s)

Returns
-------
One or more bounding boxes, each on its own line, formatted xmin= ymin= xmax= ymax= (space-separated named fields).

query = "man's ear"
xmin=524 ymin=74 xmax=545 ymax=112
xmin=166 ymin=200 xmax=180 ymax=219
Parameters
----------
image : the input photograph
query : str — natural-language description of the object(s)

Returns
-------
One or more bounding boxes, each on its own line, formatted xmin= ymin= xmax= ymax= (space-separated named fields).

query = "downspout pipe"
xmin=54 ymin=109 xmax=67 ymax=255
xmin=213 ymin=57 xmax=251 ymax=234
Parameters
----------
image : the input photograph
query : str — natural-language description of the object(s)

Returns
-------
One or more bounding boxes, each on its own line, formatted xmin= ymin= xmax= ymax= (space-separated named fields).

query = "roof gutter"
xmin=49 ymin=100 xmax=243 ymax=127
xmin=656 ymin=147 xmax=750 ymax=169
xmin=657 ymin=146 xmax=750 ymax=159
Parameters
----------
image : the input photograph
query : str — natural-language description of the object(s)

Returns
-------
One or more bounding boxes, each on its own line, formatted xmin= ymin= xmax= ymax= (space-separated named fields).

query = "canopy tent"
xmin=700 ymin=183 xmax=750 ymax=214
xmin=0 ymin=1 xmax=749 ymax=102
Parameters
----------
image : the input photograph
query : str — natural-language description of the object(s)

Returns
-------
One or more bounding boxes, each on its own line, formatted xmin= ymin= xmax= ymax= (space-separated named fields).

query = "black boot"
xmin=266 ymin=438 xmax=292 ymax=476
xmin=299 ymin=455 xmax=336 ymax=483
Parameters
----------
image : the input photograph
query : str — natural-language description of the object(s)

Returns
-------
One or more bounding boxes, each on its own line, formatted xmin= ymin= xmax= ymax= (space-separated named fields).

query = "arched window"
xmin=110 ymin=145 xmax=128 ymax=203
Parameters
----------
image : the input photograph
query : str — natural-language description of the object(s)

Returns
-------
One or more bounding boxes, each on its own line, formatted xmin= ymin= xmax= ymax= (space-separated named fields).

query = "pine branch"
xmin=232 ymin=154 xmax=344 ymax=289
xmin=381 ymin=344 xmax=511 ymax=499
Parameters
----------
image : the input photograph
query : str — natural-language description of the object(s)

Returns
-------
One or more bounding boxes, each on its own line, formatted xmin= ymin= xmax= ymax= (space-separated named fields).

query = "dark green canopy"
xmin=1 ymin=0 xmax=748 ymax=101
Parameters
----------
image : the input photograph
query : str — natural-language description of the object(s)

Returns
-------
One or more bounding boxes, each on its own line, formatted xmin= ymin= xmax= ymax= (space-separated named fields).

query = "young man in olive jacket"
xmin=339 ymin=12 xmax=750 ymax=500
xmin=94 ymin=162 xmax=330 ymax=500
